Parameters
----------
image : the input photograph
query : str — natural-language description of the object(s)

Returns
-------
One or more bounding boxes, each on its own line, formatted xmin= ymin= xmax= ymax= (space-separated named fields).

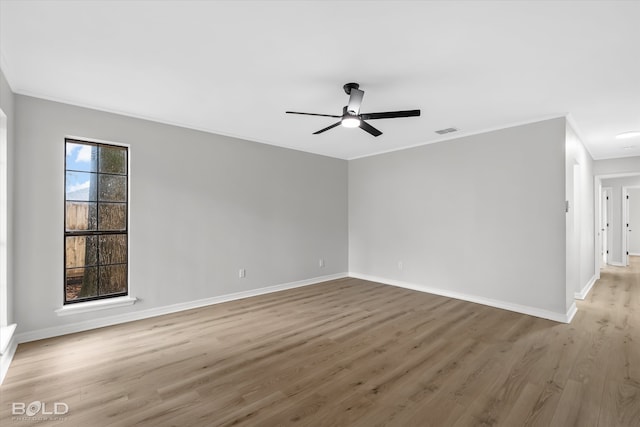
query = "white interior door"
xmin=629 ymin=188 xmax=640 ymax=257
xmin=624 ymin=188 xmax=630 ymax=266
xmin=601 ymin=188 xmax=610 ymax=267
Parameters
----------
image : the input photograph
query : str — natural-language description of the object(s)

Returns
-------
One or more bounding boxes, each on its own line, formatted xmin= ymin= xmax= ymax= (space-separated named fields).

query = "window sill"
xmin=55 ymin=296 xmax=137 ymax=316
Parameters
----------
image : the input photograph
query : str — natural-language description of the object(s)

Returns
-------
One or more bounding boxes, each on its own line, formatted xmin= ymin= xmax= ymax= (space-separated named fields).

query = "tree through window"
xmin=64 ymin=139 xmax=128 ymax=303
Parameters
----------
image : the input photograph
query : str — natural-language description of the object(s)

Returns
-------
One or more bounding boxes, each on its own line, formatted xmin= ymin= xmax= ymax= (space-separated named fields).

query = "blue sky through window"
xmin=65 ymin=143 xmax=97 ymax=197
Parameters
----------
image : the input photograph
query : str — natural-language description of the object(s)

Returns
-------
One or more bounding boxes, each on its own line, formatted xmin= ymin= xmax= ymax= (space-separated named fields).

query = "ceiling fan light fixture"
xmin=341 ymin=116 xmax=361 ymax=128
xmin=616 ymin=131 xmax=640 ymax=139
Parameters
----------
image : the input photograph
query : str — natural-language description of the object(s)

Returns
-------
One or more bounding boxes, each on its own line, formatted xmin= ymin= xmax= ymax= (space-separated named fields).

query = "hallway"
xmin=570 ymin=256 xmax=640 ymax=426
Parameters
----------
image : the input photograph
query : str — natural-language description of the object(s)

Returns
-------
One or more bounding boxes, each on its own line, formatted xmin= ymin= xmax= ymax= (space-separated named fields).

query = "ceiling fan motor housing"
xmin=343 ymin=82 xmax=360 ymax=95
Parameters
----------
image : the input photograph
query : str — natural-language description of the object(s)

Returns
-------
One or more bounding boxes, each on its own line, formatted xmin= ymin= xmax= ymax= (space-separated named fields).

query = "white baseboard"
xmin=348 ymin=272 xmax=575 ymax=323
xmin=609 ymin=261 xmax=626 ymax=267
xmin=0 ymin=325 xmax=18 ymax=385
xmin=574 ymin=275 xmax=598 ymax=300
xmin=15 ymin=272 xmax=348 ymax=344
xmin=565 ymin=302 xmax=577 ymax=323
xmin=0 ymin=323 xmax=16 ymax=354
xmin=629 ymin=253 xmax=640 ymax=257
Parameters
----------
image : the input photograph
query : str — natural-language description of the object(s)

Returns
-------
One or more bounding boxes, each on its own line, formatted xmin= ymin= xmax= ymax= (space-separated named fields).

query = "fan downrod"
xmin=343 ymin=82 xmax=360 ymax=95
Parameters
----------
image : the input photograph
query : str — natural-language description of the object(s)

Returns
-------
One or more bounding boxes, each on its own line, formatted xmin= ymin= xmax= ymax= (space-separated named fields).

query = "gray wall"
xmin=565 ymin=122 xmax=595 ymax=300
xmin=349 ymin=118 xmax=568 ymax=316
xmin=601 ymin=175 xmax=640 ymax=263
xmin=13 ymin=95 xmax=348 ymax=334
xmin=0 ymin=69 xmax=15 ymax=326
xmin=594 ymin=156 xmax=640 ymax=175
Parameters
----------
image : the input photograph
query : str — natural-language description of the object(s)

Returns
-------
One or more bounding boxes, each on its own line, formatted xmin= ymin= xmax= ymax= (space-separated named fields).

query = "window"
xmin=64 ymin=139 xmax=128 ymax=304
xmin=1 ymin=109 xmax=8 ymax=326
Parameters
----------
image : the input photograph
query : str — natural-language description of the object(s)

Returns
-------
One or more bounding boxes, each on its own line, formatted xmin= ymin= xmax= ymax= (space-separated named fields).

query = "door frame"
xmin=622 ymin=185 xmax=640 ymax=266
xmin=594 ymin=173 xmax=640 ymax=277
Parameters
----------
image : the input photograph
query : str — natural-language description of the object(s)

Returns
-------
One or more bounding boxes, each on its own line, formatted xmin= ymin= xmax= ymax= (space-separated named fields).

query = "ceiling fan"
xmin=286 ymin=83 xmax=420 ymax=137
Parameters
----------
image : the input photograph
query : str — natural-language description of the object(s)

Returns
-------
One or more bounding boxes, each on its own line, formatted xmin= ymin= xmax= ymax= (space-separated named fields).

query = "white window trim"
xmin=0 ymin=109 xmax=8 ymax=328
xmin=55 ymin=296 xmax=137 ymax=316
xmin=62 ymin=135 xmax=132 ymax=309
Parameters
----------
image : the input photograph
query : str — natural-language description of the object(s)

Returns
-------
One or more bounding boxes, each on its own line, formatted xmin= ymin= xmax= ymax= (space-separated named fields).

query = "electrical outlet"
xmin=239 ymin=268 xmax=246 ymax=278
xmin=319 ymin=258 xmax=325 ymax=268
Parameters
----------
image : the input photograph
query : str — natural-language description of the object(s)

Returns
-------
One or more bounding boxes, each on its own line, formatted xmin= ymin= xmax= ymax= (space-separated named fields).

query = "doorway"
xmin=623 ymin=186 xmax=640 ymax=266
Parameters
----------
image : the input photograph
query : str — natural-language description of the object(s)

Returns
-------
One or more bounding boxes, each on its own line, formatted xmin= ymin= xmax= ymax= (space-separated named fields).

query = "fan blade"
xmin=360 ymin=110 xmax=421 ymax=120
xmin=286 ymin=111 xmax=341 ymax=118
xmin=347 ymin=88 xmax=364 ymax=115
xmin=359 ymin=120 xmax=382 ymax=137
xmin=313 ymin=121 xmax=342 ymax=135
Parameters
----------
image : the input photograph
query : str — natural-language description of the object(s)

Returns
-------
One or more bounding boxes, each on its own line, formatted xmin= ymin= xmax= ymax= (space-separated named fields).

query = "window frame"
xmin=0 ymin=109 xmax=8 ymax=327
xmin=63 ymin=137 xmax=130 ymax=305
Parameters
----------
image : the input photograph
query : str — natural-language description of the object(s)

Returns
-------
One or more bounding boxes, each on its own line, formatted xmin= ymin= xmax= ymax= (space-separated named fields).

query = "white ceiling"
xmin=1 ymin=0 xmax=639 ymax=160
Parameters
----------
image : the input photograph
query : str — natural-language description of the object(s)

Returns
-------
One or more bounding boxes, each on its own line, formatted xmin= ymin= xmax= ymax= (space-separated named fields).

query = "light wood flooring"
xmin=1 ymin=258 xmax=639 ymax=426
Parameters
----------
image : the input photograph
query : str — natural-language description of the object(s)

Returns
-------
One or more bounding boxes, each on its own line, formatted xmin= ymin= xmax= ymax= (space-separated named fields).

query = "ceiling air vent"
xmin=435 ymin=127 xmax=458 ymax=135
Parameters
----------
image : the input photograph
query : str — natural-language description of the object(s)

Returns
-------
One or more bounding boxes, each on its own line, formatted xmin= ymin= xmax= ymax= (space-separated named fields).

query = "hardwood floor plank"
xmin=549 ymin=378 xmax=584 ymax=427
xmin=598 ymin=380 xmax=640 ymax=427
xmin=500 ymin=381 xmax=544 ymax=427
